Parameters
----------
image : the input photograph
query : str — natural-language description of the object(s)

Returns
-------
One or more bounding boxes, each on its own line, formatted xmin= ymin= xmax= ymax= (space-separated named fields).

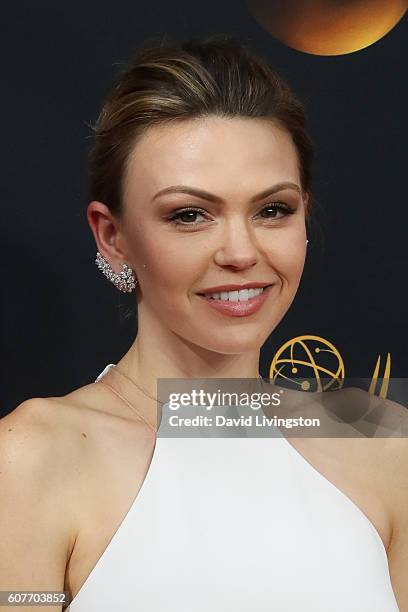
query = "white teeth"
xmin=204 ymin=287 xmax=265 ymax=301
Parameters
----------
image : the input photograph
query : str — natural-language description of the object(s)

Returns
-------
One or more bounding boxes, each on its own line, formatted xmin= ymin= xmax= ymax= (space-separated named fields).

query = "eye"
xmin=258 ymin=202 xmax=294 ymax=219
xmin=168 ymin=207 xmax=208 ymax=226
xmin=167 ymin=201 xmax=294 ymax=228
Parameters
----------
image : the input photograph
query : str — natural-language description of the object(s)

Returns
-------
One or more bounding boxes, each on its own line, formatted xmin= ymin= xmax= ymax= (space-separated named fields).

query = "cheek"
xmin=140 ymin=236 xmax=200 ymax=295
xmin=266 ymin=233 xmax=307 ymax=282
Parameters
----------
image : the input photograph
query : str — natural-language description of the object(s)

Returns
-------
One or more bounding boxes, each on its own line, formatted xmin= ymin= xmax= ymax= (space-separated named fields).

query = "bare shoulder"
xmin=314 ymin=385 xmax=408 ymax=482
xmin=0 ymin=394 xmax=91 ymax=539
xmin=1 ymin=385 xmax=155 ymax=605
xmin=1 ymin=393 xmax=92 ymax=494
xmin=273 ymin=385 xmax=405 ymax=550
xmin=0 ymin=395 xmax=81 ymax=486
xmin=372 ymin=404 xmax=408 ymax=611
xmin=0 ymin=397 xmax=84 ymax=605
xmin=337 ymin=388 xmax=408 ymax=609
xmin=0 ymin=382 xmax=145 ymax=555
xmin=1 ymin=380 xmax=154 ymax=485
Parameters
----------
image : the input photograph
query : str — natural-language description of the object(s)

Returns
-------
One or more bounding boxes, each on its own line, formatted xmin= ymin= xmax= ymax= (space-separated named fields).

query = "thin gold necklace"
xmin=110 ymin=364 xmax=266 ymax=405
xmin=111 ymin=364 xmax=167 ymax=406
xmin=97 ymin=369 xmax=159 ymax=433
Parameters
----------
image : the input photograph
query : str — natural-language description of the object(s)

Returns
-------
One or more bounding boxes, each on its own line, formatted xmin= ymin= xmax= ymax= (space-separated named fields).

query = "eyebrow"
xmin=152 ymin=181 xmax=301 ymax=203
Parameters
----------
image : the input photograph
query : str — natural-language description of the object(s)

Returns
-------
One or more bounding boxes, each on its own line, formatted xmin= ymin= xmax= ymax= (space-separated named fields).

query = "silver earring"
xmin=95 ymin=251 xmax=137 ymax=293
xmin=306 ymin=239 xmax=309 ymax=245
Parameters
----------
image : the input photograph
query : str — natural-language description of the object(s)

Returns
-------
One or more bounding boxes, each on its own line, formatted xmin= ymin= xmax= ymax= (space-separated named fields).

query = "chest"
xmin=64 ymin=436 xmax=394 ymax=607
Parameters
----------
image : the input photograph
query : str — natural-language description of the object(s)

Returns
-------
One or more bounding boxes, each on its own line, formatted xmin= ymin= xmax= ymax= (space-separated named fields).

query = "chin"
xmin=194 ymin=328 xmax=271 ymax=355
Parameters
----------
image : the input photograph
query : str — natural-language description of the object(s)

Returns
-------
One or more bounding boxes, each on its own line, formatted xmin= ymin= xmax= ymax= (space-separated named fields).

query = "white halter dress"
xmin=65 ymin=364 xmax=399 ymax=611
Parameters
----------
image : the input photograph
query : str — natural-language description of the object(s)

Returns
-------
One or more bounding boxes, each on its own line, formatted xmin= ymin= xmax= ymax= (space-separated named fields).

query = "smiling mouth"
xmin=197 ymin=284 xmax=273 ymax=302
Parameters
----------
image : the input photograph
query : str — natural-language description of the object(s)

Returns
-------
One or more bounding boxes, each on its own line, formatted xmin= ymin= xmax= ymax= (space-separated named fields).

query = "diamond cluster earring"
xmin=95 ymin=251 xmax=137 ymax=293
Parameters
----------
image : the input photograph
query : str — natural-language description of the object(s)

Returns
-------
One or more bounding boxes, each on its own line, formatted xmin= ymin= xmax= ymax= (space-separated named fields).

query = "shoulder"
xmin=0 ymin=387 xmax=117 ymax=532
xmin=0 ymin=396 xmax=80 ymax=476
xmin=0 ymin=392 xmax=97 ymax=471
xmin=0 ymin=397 xmax=85 ymax=580
xmin=321 ymin=386 xmax=408 ymax=485
xmin=1 ymin=382 xmax=157 ymax=507
xmin=343 ymin=390 xmax=408 ymax=609
xmin=1 ymin=382 xmax=153 ymax=481
xmin=0 ymin=384 xmax=153 ymax=541
xmin=371 ymin=394 xmax=408 ymax=527
xmin=377 ymin=422 xmax=408 ymax=609
xmin=0 ymin=396 xmax=90 ymax=519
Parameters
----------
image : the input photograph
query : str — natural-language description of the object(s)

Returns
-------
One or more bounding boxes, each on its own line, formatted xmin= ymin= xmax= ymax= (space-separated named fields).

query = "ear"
xmin=87 ymin=200 xmax=127 ymax=272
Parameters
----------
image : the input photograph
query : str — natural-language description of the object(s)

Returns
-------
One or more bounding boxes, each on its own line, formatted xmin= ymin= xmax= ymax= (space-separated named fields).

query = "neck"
xmin=116 ymin=327 xmax=262 ymax=394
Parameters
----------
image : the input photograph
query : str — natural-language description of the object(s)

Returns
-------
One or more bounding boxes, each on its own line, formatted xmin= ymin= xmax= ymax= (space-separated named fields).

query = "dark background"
xmin=1 ymin=1 xmax=407 ymax=414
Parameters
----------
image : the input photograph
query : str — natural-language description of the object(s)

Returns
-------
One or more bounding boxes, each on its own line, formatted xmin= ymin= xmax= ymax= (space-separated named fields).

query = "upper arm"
xmin=382 ymin=434 xmax=408 ymax=610
xmin=0 ymin=399 xmax=77 ymax=611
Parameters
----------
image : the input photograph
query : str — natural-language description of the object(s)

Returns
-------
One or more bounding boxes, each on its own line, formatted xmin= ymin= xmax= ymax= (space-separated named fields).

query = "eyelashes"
xmin=167 ymin=202 xmax=295 ymax=228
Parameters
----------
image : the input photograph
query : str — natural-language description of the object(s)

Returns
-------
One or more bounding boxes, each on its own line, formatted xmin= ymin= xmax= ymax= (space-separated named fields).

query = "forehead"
xmin=123 ymin=116 xmax=301 ymax=206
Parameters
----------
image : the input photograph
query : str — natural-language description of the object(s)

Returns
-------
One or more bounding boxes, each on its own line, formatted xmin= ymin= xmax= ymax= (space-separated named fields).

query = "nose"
xmin=213 ymin=217 xmax=259 ymax=270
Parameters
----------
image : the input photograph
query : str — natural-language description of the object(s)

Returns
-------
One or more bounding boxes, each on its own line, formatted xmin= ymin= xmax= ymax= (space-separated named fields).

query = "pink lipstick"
xmin=196 ymin=284 xmax=274 ymax=317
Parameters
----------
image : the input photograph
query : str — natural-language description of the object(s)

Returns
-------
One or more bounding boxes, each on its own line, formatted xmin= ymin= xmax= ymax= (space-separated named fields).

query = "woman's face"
xmin=117 ymin=116 xmax=307 ymax=353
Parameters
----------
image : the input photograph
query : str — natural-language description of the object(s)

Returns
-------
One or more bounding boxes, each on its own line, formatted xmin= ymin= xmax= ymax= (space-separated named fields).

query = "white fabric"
xmin=66 ymin=364 xmax=399 ymax=611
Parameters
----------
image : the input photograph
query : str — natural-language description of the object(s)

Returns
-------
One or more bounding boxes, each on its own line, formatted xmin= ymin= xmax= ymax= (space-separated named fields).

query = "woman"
xmin=1 ymin=34 xmax=407 ymax=611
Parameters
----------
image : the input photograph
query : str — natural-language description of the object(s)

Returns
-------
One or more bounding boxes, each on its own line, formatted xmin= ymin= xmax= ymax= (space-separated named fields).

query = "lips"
xmin=197 ymin=284 xmax=274 ymax=317
xmin=197 ymin=282 xmax=273 ymax=295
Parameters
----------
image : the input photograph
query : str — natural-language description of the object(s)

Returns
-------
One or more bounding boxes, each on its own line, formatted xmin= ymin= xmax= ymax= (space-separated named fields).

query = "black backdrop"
xmin=1 ymin=1 xmax=407 ymax=414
